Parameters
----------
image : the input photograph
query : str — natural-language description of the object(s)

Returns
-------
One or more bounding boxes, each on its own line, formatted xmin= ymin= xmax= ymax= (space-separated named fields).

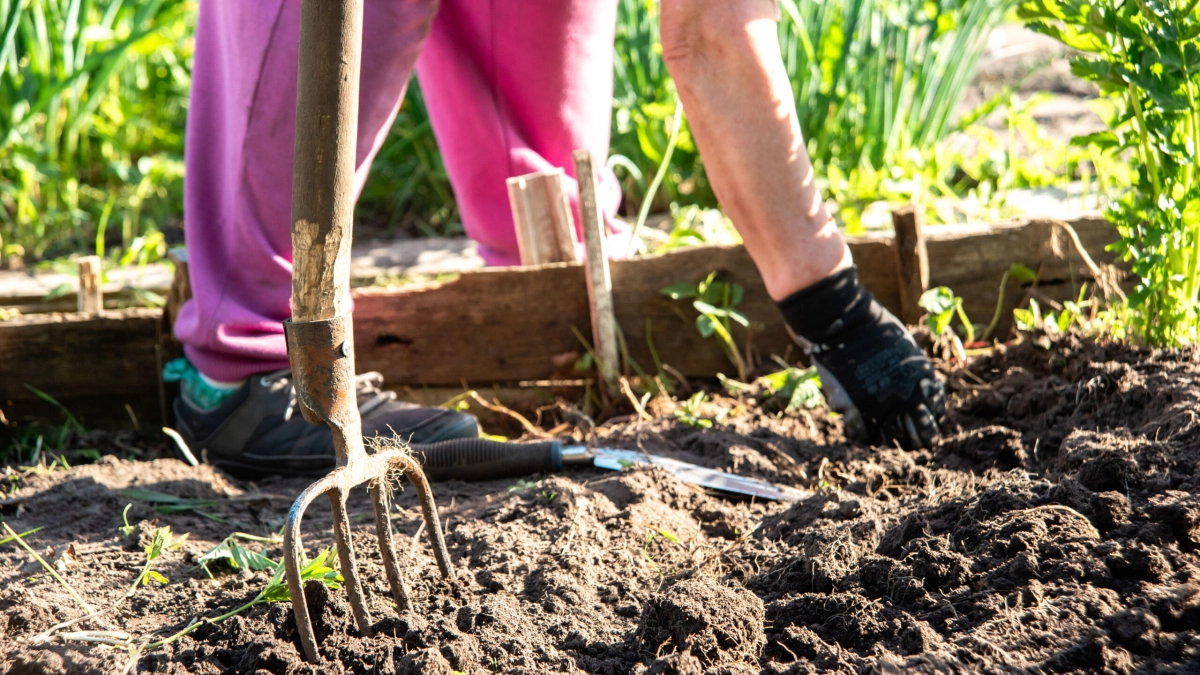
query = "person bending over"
xmin=169 ymin=0 xmax=943 ymax=478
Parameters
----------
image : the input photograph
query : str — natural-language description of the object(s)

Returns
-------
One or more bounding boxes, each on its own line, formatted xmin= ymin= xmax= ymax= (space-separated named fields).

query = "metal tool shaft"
xmin=282 ymin=0 xmax=453 ymax=662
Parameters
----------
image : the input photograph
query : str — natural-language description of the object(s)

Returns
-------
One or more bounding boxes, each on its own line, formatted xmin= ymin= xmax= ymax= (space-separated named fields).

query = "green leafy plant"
xmin=194 ymin=532 xmax=281 ymax=578
xmin=132 ymin=526 xmax=187 ymax=589
xmin=662 ymin=272 xmax=749 ymax=380
xmin=1 ymin=0 xmax=191 ymax=263
xmin=148 ymin=547 xmax=341 ymax=649
xmin=675 ymin=391 xmax=713 ymax=429
xmin=759 ymin=366 xmax=825 ymax=413
xmin=1020 ymin=0 xmax=1200 ymax=345
xmin=920 ymin=286 xmax=977 ymax=345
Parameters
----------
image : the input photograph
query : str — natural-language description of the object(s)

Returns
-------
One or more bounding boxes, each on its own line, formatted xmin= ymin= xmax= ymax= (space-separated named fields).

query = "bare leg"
xmin=660 ymin=0 xmax=850 ymax=301
xmin=660 ymin=0 xmax=946 ymax=452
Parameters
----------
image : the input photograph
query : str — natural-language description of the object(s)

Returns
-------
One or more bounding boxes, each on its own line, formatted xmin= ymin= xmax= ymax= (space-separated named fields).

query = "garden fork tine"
xmin=281 ymin=0 xmax=454 ymax=662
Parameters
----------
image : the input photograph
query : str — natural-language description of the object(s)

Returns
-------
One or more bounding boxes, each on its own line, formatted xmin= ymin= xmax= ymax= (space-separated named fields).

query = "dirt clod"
xmin=637 ymin=577 xmax=765 ymax=668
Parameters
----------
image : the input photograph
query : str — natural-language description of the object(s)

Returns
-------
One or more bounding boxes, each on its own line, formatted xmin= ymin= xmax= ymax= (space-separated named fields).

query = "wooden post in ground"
xmin=891 ymin=206 xmax=929 ymax=325
xmin=506 ymin=169 xmax=577 ymax=266
xmin=77 ymin=256 xmax=102 ymax=314
xmin=165 ymin=248 xmax=192 ymax=332
xmin=572 ymin=149 xmax=619 ymax=387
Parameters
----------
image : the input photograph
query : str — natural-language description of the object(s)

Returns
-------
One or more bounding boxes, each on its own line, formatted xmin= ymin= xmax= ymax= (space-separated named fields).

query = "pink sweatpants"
xmin=175 ymin=0 xmax=623 ymax=381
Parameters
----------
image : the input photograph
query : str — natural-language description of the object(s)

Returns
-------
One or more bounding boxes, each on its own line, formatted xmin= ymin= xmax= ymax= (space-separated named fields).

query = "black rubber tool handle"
xmin=411 ymin=439 xmax=562 ymax=482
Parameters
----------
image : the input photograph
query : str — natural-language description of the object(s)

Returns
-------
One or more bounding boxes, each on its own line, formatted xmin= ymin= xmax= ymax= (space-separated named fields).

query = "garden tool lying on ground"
xmin=411 ymin=438 xmax=811 ymax=502
xmin=281 ymin=0 xmax=453 ymax=662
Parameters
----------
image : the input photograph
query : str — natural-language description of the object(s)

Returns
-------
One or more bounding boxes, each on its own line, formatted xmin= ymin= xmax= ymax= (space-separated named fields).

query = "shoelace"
xmin=261 ymin=369 xmax=398 ymax=421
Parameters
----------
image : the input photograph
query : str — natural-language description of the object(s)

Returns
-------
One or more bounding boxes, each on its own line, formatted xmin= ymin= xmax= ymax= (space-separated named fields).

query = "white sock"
xmin=198 ymin=372 xmax=245 ymax=391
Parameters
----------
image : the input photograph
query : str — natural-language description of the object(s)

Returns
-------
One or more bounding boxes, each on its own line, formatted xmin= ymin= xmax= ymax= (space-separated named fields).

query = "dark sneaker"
xmin=173 ymin=370 xmax=480 ymax=477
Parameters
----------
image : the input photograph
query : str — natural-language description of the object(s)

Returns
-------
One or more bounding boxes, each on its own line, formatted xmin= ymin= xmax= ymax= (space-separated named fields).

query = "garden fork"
xmin=281 ymin=0 xmax=454 ymax=662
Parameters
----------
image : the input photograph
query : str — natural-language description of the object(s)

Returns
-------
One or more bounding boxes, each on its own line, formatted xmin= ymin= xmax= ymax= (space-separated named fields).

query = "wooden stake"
xmin=506 ymin=169 xmax=576 ymax=266
xmin=891 ymin=206 xmax=929 ymax=325
xmin=572 ymin=149 xmax=619 ymax=386
xmin=77 ymin=256 xmax=102 ymax=315
xmin=164 ymin=248 xmax=191 ymax=331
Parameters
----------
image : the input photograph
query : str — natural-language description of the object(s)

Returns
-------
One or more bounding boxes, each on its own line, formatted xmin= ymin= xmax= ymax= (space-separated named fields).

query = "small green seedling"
xmin=149 ymin=548 xmax=341 ymax=649
xmin=131 ymin=526 xmax=188 ymax=592
xmin=1014 ymin=285 xmax=1095 ymax=336
xmin=662 ymin=272 xmax=749 ymax=380
xmin=194 ymin=532 xmax=282 ymax=578
xmin=675 ymin=392 xmax=713 ymax=429
xmin=982 ymin=263 xmax=1038 ymax=342
xmin=640 ymin=527 xmax=680 ymax=578
xmin=507 ymin=479 xmax=542 ymax=493
xmin=920 ymin=287 xmax=976 ymax=345
xmin=759 ymin=366 xmax=824 ymax=412
xmin=119 ymin=504 xmax=136 ymax=537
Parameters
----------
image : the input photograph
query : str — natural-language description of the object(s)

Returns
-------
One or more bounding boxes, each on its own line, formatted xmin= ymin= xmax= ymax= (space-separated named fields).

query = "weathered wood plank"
xmin=1 ymin=216 xmax=1121 ymax=427
xmin=77 ymin=256 xmax=102 ymax=315
xmin=0 ymin=309 xmax=162 ymax=425
xmin=507 ymin=169 xmax=576 ymax=266
xmin=354 ymin=216 xmax=1118 ymax=385
xmin=574 ymin=150 xmax=620 ymax=383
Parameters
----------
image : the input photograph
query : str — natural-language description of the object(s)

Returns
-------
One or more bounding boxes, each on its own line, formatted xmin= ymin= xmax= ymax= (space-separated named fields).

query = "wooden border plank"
xmin=0 ymin=216 xmax=1121 ymax=425
xmin=0 ymin=309 xmax=162 ymax=425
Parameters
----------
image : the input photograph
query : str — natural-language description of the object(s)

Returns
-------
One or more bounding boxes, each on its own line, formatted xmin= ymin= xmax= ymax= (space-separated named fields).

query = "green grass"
xmin=0 ymin=0 xmax=190 ymax=264
xmin=3 ymin=0 xmax=1022 ymax=265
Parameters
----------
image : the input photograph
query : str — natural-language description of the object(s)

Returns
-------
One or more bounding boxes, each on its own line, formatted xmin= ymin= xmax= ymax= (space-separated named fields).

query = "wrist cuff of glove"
xmin=775 ymin=266 xmax=874 ymax=344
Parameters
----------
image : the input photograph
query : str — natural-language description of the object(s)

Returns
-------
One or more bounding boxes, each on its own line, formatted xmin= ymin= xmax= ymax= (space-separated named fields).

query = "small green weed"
xmin=119 ymin=504 xmax=136 ymax=537
xmin=194 ymin=532 xmax=281 ymax=578
xmin=675 ymin=392 xmax=713 ymax=429
xmin=130 ymin=526 xmax=187 ymax=591
xmin=662 ymin=272 xmax=749 ymax=380
xmin=759 ymin=366 xmax=824 ymax=413
xmin=148 ymin=548 xmax=340 ymax=649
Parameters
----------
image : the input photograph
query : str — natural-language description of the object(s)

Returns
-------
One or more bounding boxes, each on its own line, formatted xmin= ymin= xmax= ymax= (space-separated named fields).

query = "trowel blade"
xmin=590 ymin=448 xmax=809 ymax=502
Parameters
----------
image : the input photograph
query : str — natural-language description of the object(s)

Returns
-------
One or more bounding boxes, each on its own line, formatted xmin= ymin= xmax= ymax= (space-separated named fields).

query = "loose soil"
xmin=4 ymin=335 xmax=1200 ymax=674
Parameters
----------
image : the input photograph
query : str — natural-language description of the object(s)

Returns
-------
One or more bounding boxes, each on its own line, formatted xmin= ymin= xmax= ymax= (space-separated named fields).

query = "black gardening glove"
xmin=777 ymin=267 xmax=945 ymax=450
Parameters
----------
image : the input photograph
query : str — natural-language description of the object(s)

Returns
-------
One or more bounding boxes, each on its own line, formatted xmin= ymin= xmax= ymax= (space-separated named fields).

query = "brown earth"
xmin=3 ymin=334 xmax=1200 ymax=674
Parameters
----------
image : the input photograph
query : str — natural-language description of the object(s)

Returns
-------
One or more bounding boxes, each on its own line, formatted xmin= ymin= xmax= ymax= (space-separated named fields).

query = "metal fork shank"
xmin=282 ymin=317 xmax=455 ymax=662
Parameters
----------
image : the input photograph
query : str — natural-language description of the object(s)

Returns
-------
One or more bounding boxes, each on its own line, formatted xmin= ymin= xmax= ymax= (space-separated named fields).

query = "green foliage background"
xmin=2 ymin=0 xmax=1013 ymax=265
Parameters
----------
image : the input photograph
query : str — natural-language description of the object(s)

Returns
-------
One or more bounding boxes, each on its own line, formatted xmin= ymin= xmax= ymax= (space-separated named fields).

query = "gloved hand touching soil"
xmin=777 ymin=267 xmax=946 ymax=449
